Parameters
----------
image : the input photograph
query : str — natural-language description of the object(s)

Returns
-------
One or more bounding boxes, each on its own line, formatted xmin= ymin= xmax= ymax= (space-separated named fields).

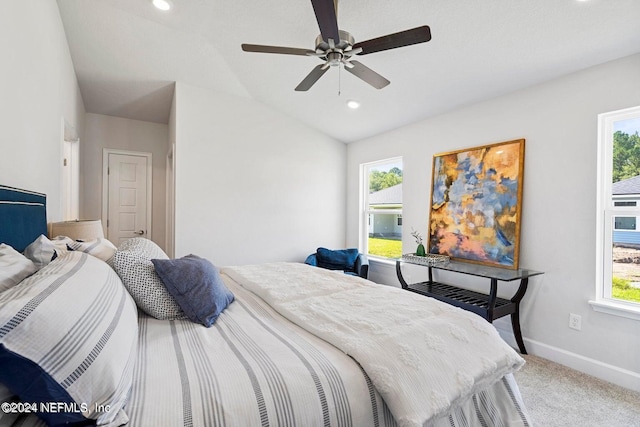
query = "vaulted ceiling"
xmin=57 ymin=0 xmax=640 ymax=142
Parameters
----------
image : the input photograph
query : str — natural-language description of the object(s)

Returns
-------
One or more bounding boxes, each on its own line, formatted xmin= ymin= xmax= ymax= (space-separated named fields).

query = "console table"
xmin=396 ymin=259 xmax=542 ymax=354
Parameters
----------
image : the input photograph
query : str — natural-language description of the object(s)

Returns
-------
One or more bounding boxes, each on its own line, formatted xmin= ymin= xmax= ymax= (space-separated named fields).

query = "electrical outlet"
xmin=569 ymin=313 xmax=582 ymax=331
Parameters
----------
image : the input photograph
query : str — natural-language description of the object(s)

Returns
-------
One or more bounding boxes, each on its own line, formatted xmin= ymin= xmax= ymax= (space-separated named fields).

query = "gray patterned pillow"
xmin=111 ymin=238 xmax=186 ymax=320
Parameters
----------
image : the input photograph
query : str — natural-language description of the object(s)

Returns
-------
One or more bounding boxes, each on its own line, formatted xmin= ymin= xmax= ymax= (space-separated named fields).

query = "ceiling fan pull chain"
xmin=338 ymin=65 xmax=341 ymax=96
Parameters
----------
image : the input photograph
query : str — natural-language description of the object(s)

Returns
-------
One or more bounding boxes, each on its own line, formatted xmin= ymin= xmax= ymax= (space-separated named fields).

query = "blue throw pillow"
xmin=315 ymin=247 xmax=359 ymax=272
xmin=152 ymin=255 xmax=234 ymax=327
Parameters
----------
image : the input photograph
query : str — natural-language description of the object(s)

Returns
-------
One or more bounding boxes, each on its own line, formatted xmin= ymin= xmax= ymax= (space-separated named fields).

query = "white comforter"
xmin=223 ymin=262 xmax=525 ymax=427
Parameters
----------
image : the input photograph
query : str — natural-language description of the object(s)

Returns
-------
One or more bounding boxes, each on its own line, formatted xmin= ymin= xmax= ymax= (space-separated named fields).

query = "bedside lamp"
xmin=49 ymin=220 xmax=105 ymax=241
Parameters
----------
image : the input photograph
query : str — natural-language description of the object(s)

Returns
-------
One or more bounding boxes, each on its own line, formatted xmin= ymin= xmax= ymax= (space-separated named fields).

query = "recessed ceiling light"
xmin=347 ymin=100 xmax=360 ymax=109
xmin=152 ymin=0 xmax=172 ymax=11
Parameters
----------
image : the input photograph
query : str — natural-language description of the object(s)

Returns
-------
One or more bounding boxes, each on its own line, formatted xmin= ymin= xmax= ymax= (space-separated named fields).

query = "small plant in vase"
xmin=411 ymin=228 xmax=426 ymax=256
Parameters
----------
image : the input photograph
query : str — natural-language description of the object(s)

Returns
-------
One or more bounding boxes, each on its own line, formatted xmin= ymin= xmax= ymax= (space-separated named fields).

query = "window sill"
xmin=367 ymin=256 xmax=397 ymax=267
xmin=589 ymin=299 xmax=640 ymax=321
xmin=366 ymin=256 xmax=398 ymax=275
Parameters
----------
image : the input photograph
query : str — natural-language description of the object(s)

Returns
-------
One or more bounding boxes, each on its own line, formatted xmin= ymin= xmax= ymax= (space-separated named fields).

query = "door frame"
xmin=61 ymin=118 xmax=80 ymax=221
xmin=102 ymin=148 xmax=153 ymax=240
xmin=165 ymin=144 xmax=175 ymax=258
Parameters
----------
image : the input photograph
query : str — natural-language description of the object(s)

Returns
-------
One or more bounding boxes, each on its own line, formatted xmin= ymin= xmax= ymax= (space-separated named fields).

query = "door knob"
xmin=135 ymin=230 xmax=145 ymax=235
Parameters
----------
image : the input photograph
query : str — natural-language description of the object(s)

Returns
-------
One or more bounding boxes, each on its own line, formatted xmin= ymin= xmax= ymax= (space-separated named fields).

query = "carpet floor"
xmin=513 ymin=354 xmax=640 ymax=426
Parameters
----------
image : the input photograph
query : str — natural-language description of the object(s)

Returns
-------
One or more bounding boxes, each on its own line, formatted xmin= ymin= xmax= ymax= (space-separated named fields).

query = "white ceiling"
xmin=57 ymin=0 xmax=640 ymax=143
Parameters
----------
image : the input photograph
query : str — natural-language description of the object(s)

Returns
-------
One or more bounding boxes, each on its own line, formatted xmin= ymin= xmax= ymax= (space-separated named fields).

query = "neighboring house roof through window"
xmin=612 ymin=175 xmax=640 ymax=195
xmin=369 ymin=183 xmax=402 ymax=207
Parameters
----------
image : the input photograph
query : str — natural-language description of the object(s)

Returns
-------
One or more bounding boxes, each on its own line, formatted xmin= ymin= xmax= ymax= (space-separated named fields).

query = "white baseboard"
xmin=495 ymin=324 xmax=640 ymax=393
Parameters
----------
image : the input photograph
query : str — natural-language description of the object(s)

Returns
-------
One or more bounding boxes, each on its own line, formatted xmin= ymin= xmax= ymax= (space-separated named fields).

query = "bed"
xmin=0 ymin=185 xmax=531 ymax=427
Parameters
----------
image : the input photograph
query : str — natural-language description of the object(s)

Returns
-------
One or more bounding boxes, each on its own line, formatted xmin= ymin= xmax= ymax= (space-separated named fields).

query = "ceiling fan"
xmin=241 ymin=0 xmax=431 ymax=91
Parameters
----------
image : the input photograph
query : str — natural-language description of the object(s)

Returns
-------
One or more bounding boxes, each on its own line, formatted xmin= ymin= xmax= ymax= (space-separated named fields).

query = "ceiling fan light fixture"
xmin=152 ymin=0 xmax=172 ymax=11
xmin=241 ymin=0 xmax=431 ymax=91
xmin=347 ymin=100 xmax=361 ymax=109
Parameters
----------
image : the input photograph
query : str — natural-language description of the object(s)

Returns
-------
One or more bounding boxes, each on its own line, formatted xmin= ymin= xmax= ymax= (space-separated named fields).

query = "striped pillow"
xmin=67 ymin=237 xmax=117 ymax=262
xmin=0 ymin=251 xmax=138 ymax=426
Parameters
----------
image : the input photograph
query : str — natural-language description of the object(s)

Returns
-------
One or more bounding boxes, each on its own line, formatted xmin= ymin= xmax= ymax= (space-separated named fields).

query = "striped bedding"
xmin=121 ymin=273 xmax=531 ymax=427
xmin=124 ymin=279 xmax=396 ymax=427
xmin=222 ymin=263 xmax=530 ymax=427
xmin=1 ymin=258 xmax=531 ymax=427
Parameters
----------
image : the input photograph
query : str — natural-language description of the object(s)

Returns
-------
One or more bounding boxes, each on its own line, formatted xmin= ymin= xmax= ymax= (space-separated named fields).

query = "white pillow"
xmin=0 ymin=244 xmax=37 ymax=292
xmin=67 ymin=238 xmax=117 ymax=262
xmin=50 ymin=235 xmax=74 ymax=253
xmin=22 ymin=234 xmax=59 ymax=269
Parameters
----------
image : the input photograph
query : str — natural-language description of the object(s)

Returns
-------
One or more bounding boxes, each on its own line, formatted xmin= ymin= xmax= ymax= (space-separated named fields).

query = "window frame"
xmin=360 ymin=157 xmax=403 ymax=261
xmin=591 ymin=105 xmax=640 ymax=320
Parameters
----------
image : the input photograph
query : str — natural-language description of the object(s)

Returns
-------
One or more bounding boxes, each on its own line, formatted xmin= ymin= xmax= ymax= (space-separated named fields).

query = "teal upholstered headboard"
xmin=0 ymin=185 xmax=47 ymax=252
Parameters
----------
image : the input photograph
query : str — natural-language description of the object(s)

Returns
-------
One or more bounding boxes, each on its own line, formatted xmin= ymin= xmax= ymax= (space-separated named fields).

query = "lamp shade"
xmin=50 ymin=220 xmax=105 ymax=241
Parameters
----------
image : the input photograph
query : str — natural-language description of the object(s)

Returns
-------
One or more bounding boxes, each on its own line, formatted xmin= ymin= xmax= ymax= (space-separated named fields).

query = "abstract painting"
xmin=428 ymin=139 xmax=525 ymax=269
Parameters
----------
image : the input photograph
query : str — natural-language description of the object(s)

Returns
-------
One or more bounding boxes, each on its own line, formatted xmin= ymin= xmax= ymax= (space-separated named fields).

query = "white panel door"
xmin=107 ymin=153 xmax=150 ymax=245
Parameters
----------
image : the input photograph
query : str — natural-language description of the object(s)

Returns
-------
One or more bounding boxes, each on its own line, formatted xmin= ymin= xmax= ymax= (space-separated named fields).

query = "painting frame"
xmin=428 ymin=139 xmax=525 ymax=269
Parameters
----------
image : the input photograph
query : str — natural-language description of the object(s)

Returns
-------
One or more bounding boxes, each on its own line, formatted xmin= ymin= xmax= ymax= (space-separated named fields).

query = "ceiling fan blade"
xmin=344 ymin=61 xmax=390 ymax=89
xmin=295 ymin=64 xmax=329 ymax=91
xmin=242 ymin=44 xmax=315 ymax=56
xmin=353 ymin=25 xmax=431 ymax=55
xmin=310 ymin=0 xmax=340 ymax=44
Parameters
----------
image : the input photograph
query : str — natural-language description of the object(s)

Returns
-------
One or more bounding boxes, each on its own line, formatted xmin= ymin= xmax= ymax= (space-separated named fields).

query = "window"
xmin=614 ymin=216 xmax=636 ymax=231
xmin=361 ymin=158 xmax=402 ymax=260
xmin=593 ymin=105 xmax=640 ymax=319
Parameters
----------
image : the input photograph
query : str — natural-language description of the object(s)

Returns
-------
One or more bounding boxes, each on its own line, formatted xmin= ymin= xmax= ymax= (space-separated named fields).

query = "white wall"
xmin=5 ymin=0 xmax=636 ymax=393
xmin=0 ymin=1 xmax=85 ymax=221
xmin=173 ymin=82 xmax=346 ymax=266
xmin=347 ymin=53 xmax=640 ymax=391
xmin=81 ymin=113 xmax=170 ymax=249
